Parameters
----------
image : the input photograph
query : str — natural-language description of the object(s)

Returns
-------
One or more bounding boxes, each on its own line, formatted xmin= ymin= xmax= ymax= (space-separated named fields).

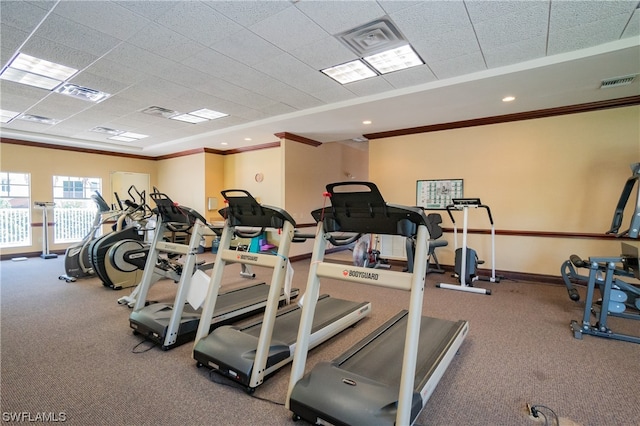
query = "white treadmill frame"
xmin=287 ymin=220 xmax=430 ymax=426
xmin=193 ymin=215 xmax=296 ymax=389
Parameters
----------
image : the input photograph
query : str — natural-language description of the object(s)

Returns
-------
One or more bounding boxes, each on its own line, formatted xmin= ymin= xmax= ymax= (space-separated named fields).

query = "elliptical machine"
xmin=436 ymin=198 xmax=500 ymax=295
xmin=89 ymin=186 xmax=155 ymax=289
xmin=59 ymin=191 xmax=115 ymax=282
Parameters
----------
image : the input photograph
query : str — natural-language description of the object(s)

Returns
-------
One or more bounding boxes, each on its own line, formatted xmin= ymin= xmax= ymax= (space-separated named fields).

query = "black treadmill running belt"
xmin=241 ymin=297 xmax=362 ymax=346
xmin=340 ymin=314 xmax=464 ymax=388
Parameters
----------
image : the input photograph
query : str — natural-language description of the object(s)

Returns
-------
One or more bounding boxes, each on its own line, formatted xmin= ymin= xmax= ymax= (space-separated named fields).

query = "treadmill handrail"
xmin=311 ymin=181 xmax=429 ymax=237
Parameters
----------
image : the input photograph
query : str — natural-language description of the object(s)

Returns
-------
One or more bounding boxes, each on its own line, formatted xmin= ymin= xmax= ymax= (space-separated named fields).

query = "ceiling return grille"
xmin=600 ymin=74 xmax=638 ymax=88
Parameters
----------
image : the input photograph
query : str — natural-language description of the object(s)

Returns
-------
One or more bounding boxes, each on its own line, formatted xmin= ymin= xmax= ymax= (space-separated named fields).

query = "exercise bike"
xmin=436 ymin=198 xmax=500 ymax=295
xmin=353 ymin=233 xmax=390 ymax=269
xmin=58 ymin=191 xmax=116 ymax=282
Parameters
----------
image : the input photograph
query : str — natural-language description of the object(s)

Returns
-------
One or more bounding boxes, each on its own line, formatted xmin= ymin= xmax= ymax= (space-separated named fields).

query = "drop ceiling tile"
xmin=622 ymin=9 xmax=640 ymax=37
xmin=378 ymin=1 xmax=425 ymax=15
xmin=210 ymin=29 xmax=283 ymax=66
xmin=0 ymin=1 xmax=51 ymax=32
xmin=113 ymin=0 xmax=178 ymax=21
xmin=465 ymin=1 xmax=546 ymax=23
xmin=155 ymin=1 xmax=244 ymax=45
xmin=472 ymin=3 xmax=549 ymax=51
xmin=255 ymin=53 xmax=336 ymax=95
xmin=295 ymin=1 xmax=386 ymax=35
xmin=35 ymin=13 xmax=122 ymax=58
xmin=411 ymin=27 xmax=479 ymax=63
xmin=288 ymin=36 xmax=358 ymax=70
xmin=208 ymin=1 xmax=292 ymax=26
xmin=52 ymin=1 xmax=151 ymax=41
xmin=249 ymin=7 xmax=329 ymax=52
xmin=389 ymin=1 xmax=471 ymax=41
xmin=344 ymin=76 xmax=394 ymax=97
xmin=307 ymin=85 xmax=358 ymax=104
xmin=428 ymin=51 xmax=487 ymax=80
xmin=550 ymin=0 xmax=638 ymax=31
xmin=1 ymin=26 xmax=29 ymax=65
xmin=68 ymin=71 xmax=130 ymax=96
xmin=127 ymin=23 xmax=207 ymax=62
xmin=101 ymin=43 xmax=176 ymax=78
xmin=272 ymin=87 xmax=324 ymax=110
xmin=81 ymin=59 xmax=146 ymax=86
xmin=382 ymin=65 xmax=437 ymax=89
xmin=0 ymin=80 xmax=51 ymax=111
xmin=25 ymin=95 xmax=93 ymax=119
xmin=20 ymin=36 xmax=98 ymax=71
xmin=483 ymin=36 xmax=547 ymax=68
xmin=548 ymin=14 xmax=636 ymax=54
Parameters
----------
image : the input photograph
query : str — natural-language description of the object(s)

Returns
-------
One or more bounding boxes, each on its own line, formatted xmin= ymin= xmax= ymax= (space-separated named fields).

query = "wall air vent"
xmin=600 ymin=74 xmax=638 ymax=88
xmin=141 ymin=106 xmax=178 ymax=118
xmin=337 ymin=17 xmax=407 ymax=56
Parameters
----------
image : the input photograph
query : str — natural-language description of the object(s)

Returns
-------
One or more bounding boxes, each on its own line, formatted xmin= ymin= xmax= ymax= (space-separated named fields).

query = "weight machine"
xmin=562 ymin=162 xmax=640 ymax=344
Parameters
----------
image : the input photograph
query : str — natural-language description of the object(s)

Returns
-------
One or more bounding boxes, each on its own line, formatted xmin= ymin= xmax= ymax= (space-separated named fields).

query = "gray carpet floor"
xmin=1 ymin=252 xmax=639 ymax=425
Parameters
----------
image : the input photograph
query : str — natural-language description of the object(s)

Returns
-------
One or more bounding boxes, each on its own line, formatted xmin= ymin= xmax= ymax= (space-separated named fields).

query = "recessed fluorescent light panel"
xmin=170 ymin=113 xmax=209 ymax=124
xmin=189 ymin=108 xmax=228 ymax=120
xmin=108 ymin=135 xmax=137 ymax=142
xmin=91 ymin=127 xmax=148 ymax=141
xmin=55 ymin=83 xmax=110 ymax=103
xmin=363 ymin=45 xmax=423 ymax=74
xmin=321 ymin=59 xmax=377 ymax=84
xmin=1 ymin=109 xmax=21 ymax=123
xmin=0 ymin=68 xmax=62 ymax=90
xmin=0 ymin=53 xmax=77 ymax=90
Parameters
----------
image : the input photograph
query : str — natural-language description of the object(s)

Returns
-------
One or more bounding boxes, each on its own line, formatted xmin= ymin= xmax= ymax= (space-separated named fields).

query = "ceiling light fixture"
xmin=189 ymin=108 xmax=228 ymax=120
xmin=363 ymin=45 xmax=423 ymax=74
xmin=170 ymin=113 xmax=209 ymax=124
xmin=321 ymin=59 xmax=377 ymax=84
xmin=0 ymin=53 xmax=77 ymax=90
xmin=502 ymin=96 xmax=516 ymax=102
xmin=91 ymin=127 xmax=148 ymax=141
xmin=108 ymin=135 xmax=137 ymax=142
xmin=1 ymin=109 xmax=21 ymax=123
xmin=362 ymin=120 xmax=372 ymax=125
xmin=0 ymin=68 xmax=62 ymax=90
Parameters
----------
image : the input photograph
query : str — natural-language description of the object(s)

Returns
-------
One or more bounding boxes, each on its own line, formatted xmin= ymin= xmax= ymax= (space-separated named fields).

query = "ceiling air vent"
xmin=55 ymin=83 xmax=110 ymax=102
xmin=337 ymin=17 xmax=407 ymax=56
xmin=141 ymin=106 xmax=178 ymax=118
xmin=18 ymin=114 xmax=60 ymax=125
xmin=90 ymin=126 xmax=122 ymax=136
xmin=600 ymin=74 xmax=638 ymax=89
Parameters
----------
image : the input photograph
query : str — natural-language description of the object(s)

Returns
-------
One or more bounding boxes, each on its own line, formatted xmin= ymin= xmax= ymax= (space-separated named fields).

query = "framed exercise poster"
xmin=416 ymin=179 xmax=463 ymax=209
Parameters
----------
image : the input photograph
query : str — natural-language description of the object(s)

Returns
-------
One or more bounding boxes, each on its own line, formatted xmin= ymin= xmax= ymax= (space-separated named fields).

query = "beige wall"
xmin=281 ymin=139 xmax=369 ymax=257
xmin=0 ymin=143 xmax=157 ymax=256
xmin=223 ymin=147 xmax=283 ymax=207
xmin=156 ymin=153 xmax=206 ymax=214
xmin=369 ymin=106 xmax=640 ymax=276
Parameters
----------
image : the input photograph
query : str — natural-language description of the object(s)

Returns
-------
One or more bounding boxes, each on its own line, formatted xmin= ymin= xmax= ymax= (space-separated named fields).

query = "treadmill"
xmin=287 ymin=182 xmax=469 ymax=426
xmin=129 ymin=190 xmax=298 ymax=350
xmin=193 ymin=190 xmax=371 ymax=392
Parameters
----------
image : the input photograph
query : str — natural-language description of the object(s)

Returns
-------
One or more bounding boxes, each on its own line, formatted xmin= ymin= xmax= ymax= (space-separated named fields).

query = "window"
xmin=0 ymin=172 xmax=31 ymax=247
xmin=53 ymin=176 xmax=101 ymax=243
